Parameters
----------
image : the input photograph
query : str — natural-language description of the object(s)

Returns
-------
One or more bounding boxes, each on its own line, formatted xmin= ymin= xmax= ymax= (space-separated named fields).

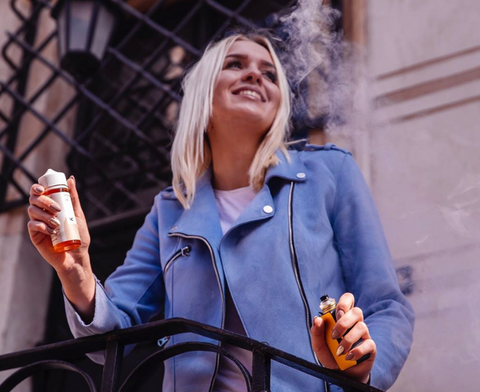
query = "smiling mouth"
xmin=233 ymin=88 xmax=265 ymax=102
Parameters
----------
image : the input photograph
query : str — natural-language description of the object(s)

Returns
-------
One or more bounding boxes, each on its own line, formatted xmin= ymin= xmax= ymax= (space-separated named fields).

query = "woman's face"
xmin=209 ymin=39 xmax=281 ymax=142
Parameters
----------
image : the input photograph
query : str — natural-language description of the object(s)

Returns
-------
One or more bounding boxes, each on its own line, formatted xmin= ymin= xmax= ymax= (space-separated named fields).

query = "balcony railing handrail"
xmin=0 ymin=318 xmax=382 ymax=392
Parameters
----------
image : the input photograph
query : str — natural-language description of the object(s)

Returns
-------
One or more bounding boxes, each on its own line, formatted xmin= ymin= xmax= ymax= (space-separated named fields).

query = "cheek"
xmin=212 ymin=80 xmax=232 ymax=107
xmin=269 ymin=91 xmax=282 ymax=118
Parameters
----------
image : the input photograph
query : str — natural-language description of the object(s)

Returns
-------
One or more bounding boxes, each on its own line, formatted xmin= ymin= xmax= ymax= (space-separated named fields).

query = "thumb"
xmin=68 ymin=175 xmax=85 ymax=219
xmin=311 ymin=315 xmax=338 ymax=369
xmin=311 ymin=316 xmax=328 ymax=352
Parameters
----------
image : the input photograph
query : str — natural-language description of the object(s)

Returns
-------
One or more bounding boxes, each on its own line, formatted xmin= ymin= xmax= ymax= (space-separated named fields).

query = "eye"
xmin=225 ymin=60 xmax=242 ymax=69
xmin=263 ymin=70 xmax=277 ymax=83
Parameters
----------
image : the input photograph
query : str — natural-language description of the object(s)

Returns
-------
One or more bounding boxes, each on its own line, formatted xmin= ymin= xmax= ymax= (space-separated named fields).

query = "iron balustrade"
xmin=0 ymin=318 xmax=382 ymax=392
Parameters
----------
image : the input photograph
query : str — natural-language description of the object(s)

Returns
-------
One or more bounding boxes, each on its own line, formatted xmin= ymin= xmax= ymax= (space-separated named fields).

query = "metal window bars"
xmin=0 ymin=0 xmax=347 ymax=227
xmin=0 ymin=318 xmax=382 ymax=392
xmin=1 ymin=0 xmax=317 ymax=226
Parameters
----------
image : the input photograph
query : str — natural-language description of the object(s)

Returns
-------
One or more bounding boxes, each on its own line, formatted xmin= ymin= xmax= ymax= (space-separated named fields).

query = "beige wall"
xmin=366 ymin=1 xmax=480 ymax=391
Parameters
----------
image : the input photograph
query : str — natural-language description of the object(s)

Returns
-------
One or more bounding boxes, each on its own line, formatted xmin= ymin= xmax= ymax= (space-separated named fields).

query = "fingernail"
xmin=331 ymin=329 xmax=340 ymax=340
xmin=336 ymin=345 xmax=344 ymax=356
xmin=336 ymin=310 xmax=345 ymax=320
xmin=69 ymin=175 xmax=75 ymax=184
xmin=34 ymin=186 xmax=44 ymax=193
xmin=50 ymin=204 xmax=61 ymax=212
xmin=49 ymin=217 xmax=61 ymax=227
xmin=345 ymin=352 xmax=354 ymax=360
xmin=47 ymin=227 xmax=58 ymax=235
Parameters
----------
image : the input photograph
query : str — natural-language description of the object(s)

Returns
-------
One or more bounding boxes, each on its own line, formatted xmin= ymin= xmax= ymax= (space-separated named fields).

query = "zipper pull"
xmin=157 ymin=336 xmax=170 ymax=348
xmin=181 ymin=245 xmax=191 ymax=257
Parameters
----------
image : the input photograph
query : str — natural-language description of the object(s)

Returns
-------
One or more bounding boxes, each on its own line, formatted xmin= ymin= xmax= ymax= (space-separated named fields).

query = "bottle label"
xmin=49 ymin=192 xmax=80 ymax=246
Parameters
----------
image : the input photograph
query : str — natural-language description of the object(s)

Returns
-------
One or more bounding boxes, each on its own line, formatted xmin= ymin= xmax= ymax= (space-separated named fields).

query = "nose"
xmin=242 ymin=66 xmax=262 ymax=85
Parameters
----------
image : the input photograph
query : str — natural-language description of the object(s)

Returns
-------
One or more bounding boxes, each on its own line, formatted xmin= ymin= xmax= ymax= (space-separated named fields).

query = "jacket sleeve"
xmin=331 ymin=153 xmax=415 ymax=391
xmin=64 ymin=195 xmax=165 ymax=364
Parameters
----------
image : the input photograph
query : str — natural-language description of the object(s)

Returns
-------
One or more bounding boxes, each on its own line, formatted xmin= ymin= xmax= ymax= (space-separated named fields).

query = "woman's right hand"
xmin=27 ymin=175 xmax=96 ymax=321
xmin=27 ymin=175 xmax=91 ymax=271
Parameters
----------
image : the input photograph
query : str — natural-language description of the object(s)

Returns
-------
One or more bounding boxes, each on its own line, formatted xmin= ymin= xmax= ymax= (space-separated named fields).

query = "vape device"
xmin=318 ymin=295 xmax=370 ymax=371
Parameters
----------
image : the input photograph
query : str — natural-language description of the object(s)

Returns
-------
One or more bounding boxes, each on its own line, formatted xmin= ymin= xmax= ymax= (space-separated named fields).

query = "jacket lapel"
xmin=169 ymin=169 xmax=223 ymax=250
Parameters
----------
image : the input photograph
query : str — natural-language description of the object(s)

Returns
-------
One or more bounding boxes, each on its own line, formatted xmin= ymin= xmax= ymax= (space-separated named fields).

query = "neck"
xmin=209 ymin=134 xmax=261 ymax=191
xmin=211 ymin=155 xmax=253 ymax=191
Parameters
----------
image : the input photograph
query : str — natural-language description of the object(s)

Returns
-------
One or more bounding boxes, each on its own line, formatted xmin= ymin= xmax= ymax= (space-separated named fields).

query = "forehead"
xmin=226 ymin=40 xmax=275 ymax=65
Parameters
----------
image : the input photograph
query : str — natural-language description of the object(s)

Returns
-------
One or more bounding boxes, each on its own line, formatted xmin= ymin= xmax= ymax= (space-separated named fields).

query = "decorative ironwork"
xmin=0 ymin=318 xmax=382 ymax=392
xmin=0 ymin=0 xmax=301 ymax=227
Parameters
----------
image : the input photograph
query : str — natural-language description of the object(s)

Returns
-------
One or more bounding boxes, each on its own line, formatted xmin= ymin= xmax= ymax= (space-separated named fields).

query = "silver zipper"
xmin=157 ymin=336 xmax=170 ymax=348
xmin=163 ymin=245 xmax=191 ymax=274
xmin=288 ymin=182 xmax=330 ymax=392
xmin=168 ymin=233 xmax=225 ymax=392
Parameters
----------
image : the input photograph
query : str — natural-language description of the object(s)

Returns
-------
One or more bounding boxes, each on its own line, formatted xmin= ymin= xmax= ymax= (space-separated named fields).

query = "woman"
xmin=28 ymin=33 xmax=414 ymax=392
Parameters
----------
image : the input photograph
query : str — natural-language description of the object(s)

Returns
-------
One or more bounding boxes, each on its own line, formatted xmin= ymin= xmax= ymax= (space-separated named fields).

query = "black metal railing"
xmin=0 ymin=318 xmax=381 ymax=392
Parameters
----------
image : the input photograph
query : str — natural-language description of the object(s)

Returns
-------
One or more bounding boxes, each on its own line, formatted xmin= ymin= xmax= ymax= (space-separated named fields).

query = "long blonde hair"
xmin=171 ymin=33 xmax=291 ymax=209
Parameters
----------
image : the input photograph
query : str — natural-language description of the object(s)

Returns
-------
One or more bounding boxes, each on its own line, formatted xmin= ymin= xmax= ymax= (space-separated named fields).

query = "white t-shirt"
xmin=213 ymin=186 xmax=256 ymax=392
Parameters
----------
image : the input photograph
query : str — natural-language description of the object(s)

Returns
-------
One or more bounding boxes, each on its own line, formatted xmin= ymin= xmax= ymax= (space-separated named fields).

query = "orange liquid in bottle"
xmin=44 ymin=187 xmax=81 ymax=253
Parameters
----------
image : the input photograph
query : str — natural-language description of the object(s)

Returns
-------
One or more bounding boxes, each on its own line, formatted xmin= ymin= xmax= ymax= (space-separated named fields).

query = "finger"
xmin=28 ymin=205 xmax=62 ymax=229
xmin=27 ymin=219 xmax=58 ymax=237
xmin=337 ymin=321 xmax=369 ymax=354
xmin=68 ymin=176 xmax=85 ymax=219
xmin=29 ymin=184 xmax=62 ymax=214
xmin=332 ymin=306 xmax=363 ymax=339
xmin=29 ymin=194 xmax=62 ymax=215
xmin=336 ymin=292 xmax=355 ymax=320
xmin=344 ymin=338 xmax=377 ymax=363
xmin=30 ymin=183 xmax=44 ymax=196
xmin=311 ymin=316 xmax=338 ymax=369
xmin=311 ymin=316 xmax=326 ymax=346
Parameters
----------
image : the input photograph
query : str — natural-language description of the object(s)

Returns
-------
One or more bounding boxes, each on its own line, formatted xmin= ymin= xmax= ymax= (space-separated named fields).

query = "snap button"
xmin=163 ymin=192 xmax=171 ymax=197
xmin=296 ymin=172 xmax=306 ymax=179
xmin=263 ymin=205 xmax=273 ymax=214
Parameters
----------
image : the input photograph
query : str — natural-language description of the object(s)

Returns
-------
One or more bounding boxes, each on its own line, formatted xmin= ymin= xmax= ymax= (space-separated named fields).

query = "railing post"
xmin=251 ymin=348 xmax=271 ymax=392
xmin=100 ymin=340 xmax=124 ymax=392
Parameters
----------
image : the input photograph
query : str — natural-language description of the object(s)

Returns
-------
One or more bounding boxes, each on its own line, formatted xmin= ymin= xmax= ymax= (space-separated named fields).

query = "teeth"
xmin=239 ymin=90 xmax=261 ymax=99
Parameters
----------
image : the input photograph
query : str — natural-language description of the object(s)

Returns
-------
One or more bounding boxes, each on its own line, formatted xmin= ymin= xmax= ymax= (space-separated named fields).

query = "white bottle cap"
xmin=38 ymin=169 xmax=68 ymax=188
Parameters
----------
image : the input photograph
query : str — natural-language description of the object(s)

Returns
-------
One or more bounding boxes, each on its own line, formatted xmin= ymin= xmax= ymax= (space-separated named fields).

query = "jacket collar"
xmin=169 ymin=168 xmax=224 ymax=248
xmin=264 ymin=149 xmax=307 ymax=184
xmin=169 ymin=149 xmax=307 ymax=245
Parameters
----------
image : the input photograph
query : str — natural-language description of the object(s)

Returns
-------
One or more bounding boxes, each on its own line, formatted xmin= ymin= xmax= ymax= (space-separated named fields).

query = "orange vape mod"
xmin=318 ymin=295 xmax=370 ymax=371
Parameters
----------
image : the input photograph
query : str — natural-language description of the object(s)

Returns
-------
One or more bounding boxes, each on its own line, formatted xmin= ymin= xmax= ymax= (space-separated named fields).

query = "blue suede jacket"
xmin=66 ymin=143 xmax=414 ymax=392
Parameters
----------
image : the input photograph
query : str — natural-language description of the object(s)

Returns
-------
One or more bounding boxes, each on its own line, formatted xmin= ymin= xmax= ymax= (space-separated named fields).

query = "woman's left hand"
xmin=310 ymin=293 xmax=376 ymax=384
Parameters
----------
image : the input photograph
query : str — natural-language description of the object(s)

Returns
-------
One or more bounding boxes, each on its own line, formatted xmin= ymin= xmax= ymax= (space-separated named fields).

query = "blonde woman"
xmin=28 ymin=33 xmax=414 ymax=392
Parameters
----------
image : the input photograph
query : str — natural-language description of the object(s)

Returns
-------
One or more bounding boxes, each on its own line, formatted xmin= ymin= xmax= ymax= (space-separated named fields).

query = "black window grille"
xmin=0 ymin=0 xmax=347 ymax=227
xmin=2 ymin=0 xmax=327 ymax=226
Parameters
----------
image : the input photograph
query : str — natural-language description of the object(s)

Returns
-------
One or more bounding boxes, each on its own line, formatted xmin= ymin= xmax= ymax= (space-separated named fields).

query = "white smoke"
xmin=278 ymin=0 xmax=365 ymax=132
xmin=438 ymin=175 xmax=480 ymax=242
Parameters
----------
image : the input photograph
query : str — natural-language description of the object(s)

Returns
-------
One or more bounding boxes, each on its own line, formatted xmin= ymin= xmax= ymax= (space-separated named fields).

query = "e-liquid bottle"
xmin=318 ymin=294 xmax=369 ymax=371
xmin=38 ymin=169 xmax=81 ymax=253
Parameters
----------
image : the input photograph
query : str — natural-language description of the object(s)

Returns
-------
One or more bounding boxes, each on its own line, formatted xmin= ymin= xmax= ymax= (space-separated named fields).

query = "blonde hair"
xmin=171 ymin=34 xmax=291 ymax=209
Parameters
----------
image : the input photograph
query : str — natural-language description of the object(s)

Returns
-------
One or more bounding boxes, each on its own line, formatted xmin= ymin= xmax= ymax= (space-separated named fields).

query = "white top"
xmin=213 ymin=186 xmax=256 ymax=392
xmin=214 ymin=186 xmax=257 ymax=234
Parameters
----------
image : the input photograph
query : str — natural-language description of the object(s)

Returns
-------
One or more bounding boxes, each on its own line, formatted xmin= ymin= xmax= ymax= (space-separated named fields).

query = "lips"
xmin=232 ymin=86 xmax=266 ymax=102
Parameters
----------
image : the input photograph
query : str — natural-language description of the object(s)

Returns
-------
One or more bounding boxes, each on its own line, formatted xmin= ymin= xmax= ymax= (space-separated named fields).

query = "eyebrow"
xmin=225 ymin=53 xmax=276 ymax=69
